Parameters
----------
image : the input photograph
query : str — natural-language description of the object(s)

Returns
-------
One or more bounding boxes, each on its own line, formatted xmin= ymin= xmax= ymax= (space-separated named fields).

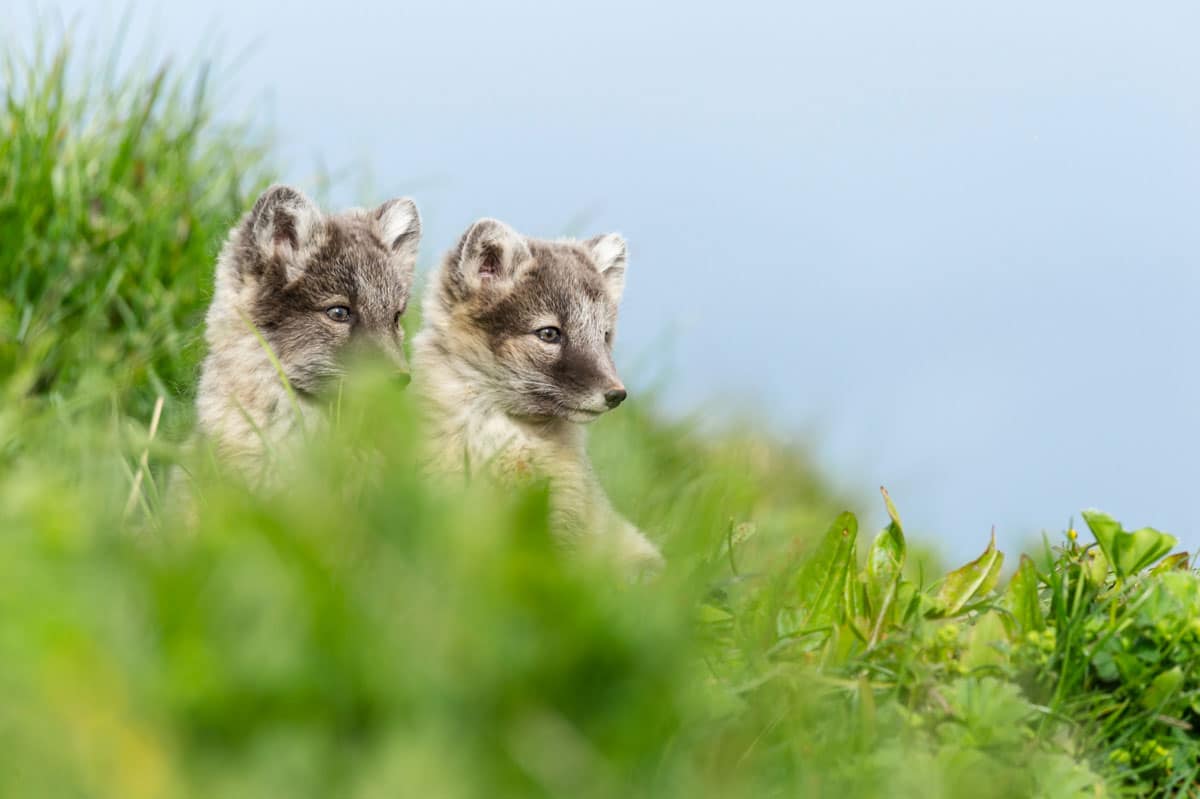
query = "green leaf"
xmin=697 ymin=604 xmax=734 ymax=623
xmin=1141 ymin=666 xmax=1184 ymax=710
xmin=881 ymin=485 xmax=904 ymax=534
xmin=843 ymin=576 xmax=871 ymax=642
xmin=963 ymin=610 xmax=1009 ymax=670
xmin=1082 ymin=510 xmax=1177 ymax=578
xmin=931 ymin=529 xmax=1004 ymax=617
xmin=866 ymin=525 xmax=905 ymax=612
xmin=1080 ymin=546 xmax=1108 ymax=589
xmin=1005 ymin=555 xmax=1045 ymax=633
xmin=866 ymin=489 xmax=906 ymax=641
xmin=983 ymin=547 xmax=1005 ymax=592
xmin=787 ymin=511 xmax=859 ymax=632
xmin=1151 ymin=552 xmax=1190 ymax=575
xmin=897 ymin=579 xmax=925 ymax=624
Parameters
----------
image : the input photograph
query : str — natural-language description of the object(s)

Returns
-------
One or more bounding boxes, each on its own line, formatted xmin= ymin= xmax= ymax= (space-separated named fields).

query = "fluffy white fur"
xmin=195 ymin=222 xmax=320 ymax=478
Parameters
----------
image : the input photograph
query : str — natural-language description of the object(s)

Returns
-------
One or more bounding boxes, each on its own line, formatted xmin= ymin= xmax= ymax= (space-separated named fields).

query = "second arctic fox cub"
xmin=412 ymin=218 xmax=664 ymax=575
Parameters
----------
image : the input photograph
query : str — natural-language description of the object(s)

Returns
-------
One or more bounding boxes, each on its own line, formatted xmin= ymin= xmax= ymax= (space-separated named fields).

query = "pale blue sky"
xmin=16 ymin=1 xmax=1200 ymax=560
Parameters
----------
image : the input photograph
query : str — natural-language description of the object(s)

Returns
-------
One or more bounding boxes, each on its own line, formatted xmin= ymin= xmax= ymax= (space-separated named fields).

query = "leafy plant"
xmin=1082 ymin=510 xmax=1176 ymax=579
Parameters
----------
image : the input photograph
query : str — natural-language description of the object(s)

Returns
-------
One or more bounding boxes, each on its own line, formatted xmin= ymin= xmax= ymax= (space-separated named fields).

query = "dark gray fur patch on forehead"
xmin=305 ymin=222 xmax=378 ymax=296
xmin=527 ymin=240 xmax=607 ymax=298
xmin=312 ymin=217 xmax=410 ymax=312
xmin=471 ymin=239 xmax=611 ymax=339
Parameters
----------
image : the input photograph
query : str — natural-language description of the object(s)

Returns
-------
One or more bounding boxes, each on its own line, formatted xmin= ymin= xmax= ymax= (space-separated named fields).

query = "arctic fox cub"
xmin=196 ymin=184 xmax=420 ymax=477
xmin=412 ymin=218 xmax=664 ymax=575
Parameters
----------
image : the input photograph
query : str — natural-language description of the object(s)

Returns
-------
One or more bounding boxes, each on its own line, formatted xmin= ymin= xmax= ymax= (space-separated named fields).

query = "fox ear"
xmin=453 ymin=218 xmax=531 ymax=294
xmin=375 ymin=197 xmax=421 ymax=262
xmin=587 ymin=233 xmax=628 ymax=302
xmin=248 ymin=184 xmax=321 ymax=281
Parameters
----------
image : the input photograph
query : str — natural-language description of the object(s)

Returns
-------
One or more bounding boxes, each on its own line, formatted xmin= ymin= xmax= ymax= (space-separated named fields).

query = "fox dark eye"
xmin=534 ymin=327 xmax=562 ymax=344
xmin=604 ymin=330 xmax=613 ymax=344
xmin=325 ymin=306 xmax=352 ymax=323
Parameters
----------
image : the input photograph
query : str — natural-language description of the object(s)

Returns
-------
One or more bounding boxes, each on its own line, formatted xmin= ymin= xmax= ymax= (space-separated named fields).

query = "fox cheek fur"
xmin=196 ymin=184 xmax=421 ymax=469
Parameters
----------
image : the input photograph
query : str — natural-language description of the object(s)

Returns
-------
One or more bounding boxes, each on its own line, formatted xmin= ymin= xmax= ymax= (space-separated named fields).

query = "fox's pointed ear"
xmin=375 ymin=197 xmax=421 ymax=262
xmin=587 ymin=233 xmax=628 ymax=302
xmin=248 ymin=184 xmax=321 ymax=281
xmin=452 ymin=218 xmax=531 ymax=294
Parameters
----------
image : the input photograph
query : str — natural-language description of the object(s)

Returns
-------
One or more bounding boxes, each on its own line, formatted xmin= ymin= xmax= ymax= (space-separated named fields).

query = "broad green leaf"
xmin=963 ymin=610 xmax=1008 ymax=670
xmin=1151 ymin=552 xmax=1190 ymax=575
xmin=1082 ymin=510 xmax=1177 ymax=578
xmin=1147 ymin=571 xmax=1200 ymax=619
xmin=697 ymin=604 xmax=734 ymax=623
xmin=866 ymin=489 xmax=906 ymax=640
xmin=945 ymin=677 xmax=1036 ymax=746
xmin=786 ymin=511 xmax=859 ymax=632
xmin=1141 ymin=666 xmax=1184 ymax=710
xmin=1092 ymin=647 xmax=1120 ymax=683
xmin=1005 ymin=555 xmax=1045 ymax=633
xmin=1120 ymin=528 xmax=1175 ymax=573
xmin=931 ymin=530 xmax=1005 ymax=617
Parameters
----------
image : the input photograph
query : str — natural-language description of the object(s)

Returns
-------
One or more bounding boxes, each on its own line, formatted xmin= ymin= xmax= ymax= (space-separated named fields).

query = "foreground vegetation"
xmin=3 ymin=36 xmax=1197 ymax=798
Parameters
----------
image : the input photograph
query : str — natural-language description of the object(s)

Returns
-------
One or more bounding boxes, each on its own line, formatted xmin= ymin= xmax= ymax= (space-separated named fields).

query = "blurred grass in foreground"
xmin=3 ymin=30 xmax=1198 ymax=799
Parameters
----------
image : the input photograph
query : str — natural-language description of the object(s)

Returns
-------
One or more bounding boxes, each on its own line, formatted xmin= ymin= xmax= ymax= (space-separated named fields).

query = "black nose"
xmin=604 ymin=388 xmax=627 ymax=408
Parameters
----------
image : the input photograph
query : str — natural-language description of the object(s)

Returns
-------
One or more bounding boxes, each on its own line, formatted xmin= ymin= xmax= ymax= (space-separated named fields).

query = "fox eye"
xmin=325 ymin=306 xmax=352 ymax=323
xmin=534 ymin=326 xmax=562 ymax=344
xmin=604 ymin=330 xmax=613 ymax=345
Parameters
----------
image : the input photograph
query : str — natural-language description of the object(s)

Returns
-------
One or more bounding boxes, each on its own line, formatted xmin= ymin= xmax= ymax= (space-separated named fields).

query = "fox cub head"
xmin=213 ymin=184 xmax=420 ymax=393
xmin=426 ymin=218 xmax=632 ymax=423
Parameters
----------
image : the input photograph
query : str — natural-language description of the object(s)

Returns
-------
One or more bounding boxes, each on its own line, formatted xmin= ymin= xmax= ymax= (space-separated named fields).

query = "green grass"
xmin=0 ymin=34 xmax=271 ymax=431
xmin=3 ymin=35 xmax=1198 ymax=799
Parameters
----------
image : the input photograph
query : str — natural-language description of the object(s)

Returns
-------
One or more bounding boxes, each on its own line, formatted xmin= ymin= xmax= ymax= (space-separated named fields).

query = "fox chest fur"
xmin=417 ymin=352 xmax=585 ymax=482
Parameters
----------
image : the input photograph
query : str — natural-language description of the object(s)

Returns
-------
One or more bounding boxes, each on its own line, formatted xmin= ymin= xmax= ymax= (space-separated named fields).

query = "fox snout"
xmin=604 ymin=386 xmax=627 ymax=409
xmin=347 ymin=333 xmax=411 ymax=386
xmin=379 ymin=345 xmax=411 ymax=386
xmin=564 ymin=351 xmax=628 ymax=418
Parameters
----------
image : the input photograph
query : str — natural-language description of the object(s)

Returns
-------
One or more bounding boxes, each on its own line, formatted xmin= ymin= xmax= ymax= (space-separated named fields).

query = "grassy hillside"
xmin=2 ymin=38 xmax=1197 ymax=798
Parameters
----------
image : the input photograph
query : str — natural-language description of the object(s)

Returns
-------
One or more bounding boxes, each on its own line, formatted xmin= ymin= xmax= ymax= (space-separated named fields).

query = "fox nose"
xmin=604 ymin=387 xmax=627 ymax=409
